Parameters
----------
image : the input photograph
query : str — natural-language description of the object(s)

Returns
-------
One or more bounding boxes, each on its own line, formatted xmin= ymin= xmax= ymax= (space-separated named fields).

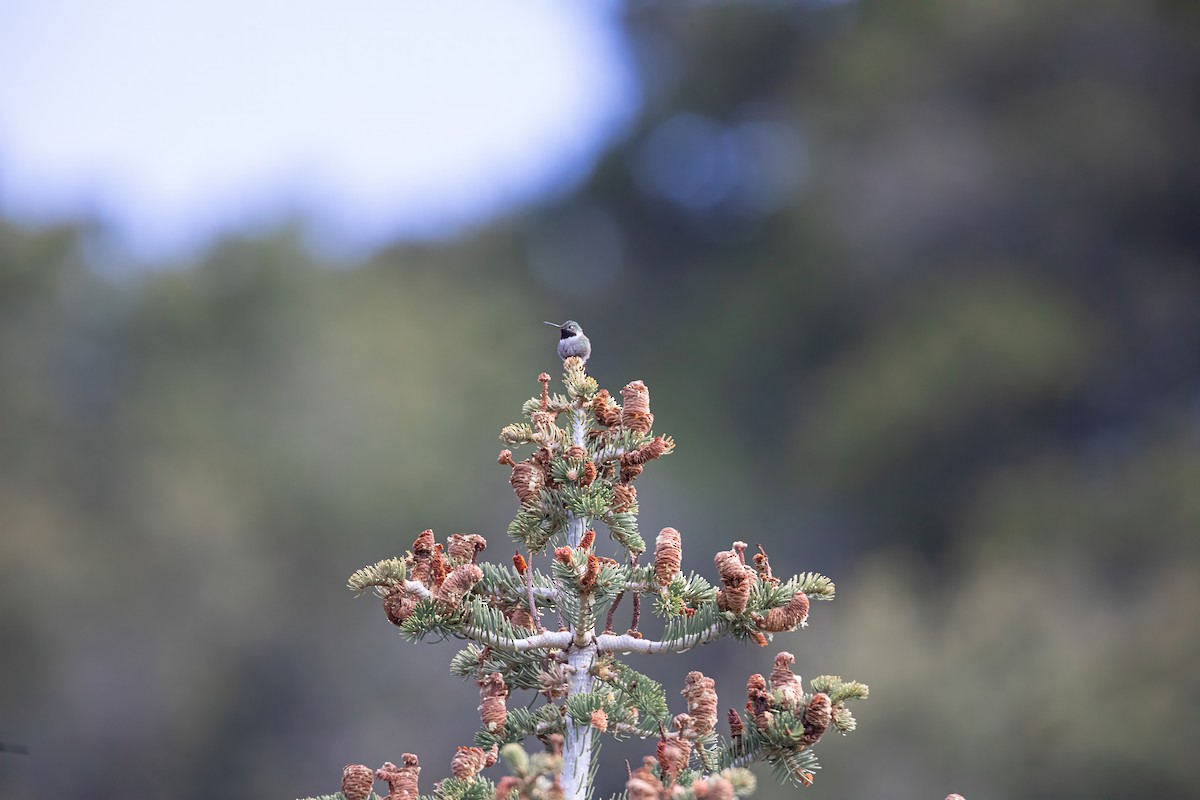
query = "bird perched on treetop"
xmin=544 ymin=320 xmax=591 ymax=364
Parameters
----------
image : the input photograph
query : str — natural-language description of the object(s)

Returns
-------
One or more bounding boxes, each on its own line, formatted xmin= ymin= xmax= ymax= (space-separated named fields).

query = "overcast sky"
xmin=0 ymin=0 xmax=635 ymax=261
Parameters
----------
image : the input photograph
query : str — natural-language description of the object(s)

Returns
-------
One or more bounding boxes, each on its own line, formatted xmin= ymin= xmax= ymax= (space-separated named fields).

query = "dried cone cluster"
xmin=450 ymin=744 xmax=498 ymax=782
xmin=591 ymin=389 xmax=622 ymax=428
xmin=653 ymin=527 xmax=682 ymax=589
xmin=342 ymin=764 xmax=374 ymax=800
xmin=681 ymin=671 xmax=718 ymax=737
xmin=376 ymin=754 xmax=421 ymax=800
xmin=384 ymin=529 xmax=489 ymax=626
xmin=478 ymin=672 xmax=509 ymax=733
xmin=589 ymin=709 xmax=608 ymax=733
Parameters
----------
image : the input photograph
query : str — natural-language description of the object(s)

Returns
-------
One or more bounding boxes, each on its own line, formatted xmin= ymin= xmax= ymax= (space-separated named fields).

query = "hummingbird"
xmin=544 ymin=320 xmax=591 ymax=364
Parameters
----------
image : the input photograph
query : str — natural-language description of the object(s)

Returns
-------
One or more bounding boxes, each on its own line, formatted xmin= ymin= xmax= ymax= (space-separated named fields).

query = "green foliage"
xmin=564 ymin=690 xmax=611 ymax=725
xmin=654 ymin=572 xmax=718 ymax=617
xmin=658 ymin=601 xmax=725 ymax=646
xmin=500 ymin=423 xmax=538 ymax=447
xmin=475 ymin=704 xmax=564 ymax=748
xmin=560 ymin=485 xmax=612 ymax=519
xmin=600 ymin=510 xmax=644 ymax=555
xmin=795 ymin=573 xmax=836 ymax=601
xmin=810 ymin=675 xmax=870 ymax=704
xmin=593 ymin=659 xmax=670 ymax=736
xmin=450 ymin=644 xmax=545 ymax=691
xmin=397 ymin=599 xmax=461 ymax=642
xmin=347 ymin=557 xmax=408 ymax=594
xmin=508 ymin=507 xmax=560 ymax=552
xmin=424 ymin=776 xmax=496 ymax=800
xmin=767 ymin=747 xmax=821 ymax=789
xmin=521 ymin=394 xmax=571 ymax=417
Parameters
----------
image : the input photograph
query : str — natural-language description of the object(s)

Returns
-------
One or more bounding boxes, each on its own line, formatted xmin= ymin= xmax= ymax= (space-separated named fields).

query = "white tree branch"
xmin=595 ymin=621 xmax=728 ymax=654
xmin=460 ymin=626 xmax=573 ymax=652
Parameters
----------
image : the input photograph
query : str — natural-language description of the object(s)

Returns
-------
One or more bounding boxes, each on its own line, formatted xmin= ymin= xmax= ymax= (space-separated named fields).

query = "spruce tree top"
xmin=311 ymin=351 xmax=867 ymax=800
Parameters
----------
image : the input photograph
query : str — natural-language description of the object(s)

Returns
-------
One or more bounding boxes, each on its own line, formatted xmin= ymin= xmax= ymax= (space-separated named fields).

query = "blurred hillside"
xmin=2 ymin=2 xmax=1199 ymax=800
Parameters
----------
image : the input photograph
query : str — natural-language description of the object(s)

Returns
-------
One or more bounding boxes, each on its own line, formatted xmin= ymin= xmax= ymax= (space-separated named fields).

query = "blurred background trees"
xmin=2 ymin=1 xmax=1198 ymax=799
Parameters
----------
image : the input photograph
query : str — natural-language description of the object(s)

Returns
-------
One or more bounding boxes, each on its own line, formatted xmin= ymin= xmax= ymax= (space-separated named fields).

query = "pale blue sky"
xmin=0 ymin=0 xmax=635 ymax=260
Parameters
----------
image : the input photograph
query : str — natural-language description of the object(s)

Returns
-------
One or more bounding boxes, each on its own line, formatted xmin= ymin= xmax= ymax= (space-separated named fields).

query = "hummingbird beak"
xmin=543 ymin=320 xmax=562 ymax=328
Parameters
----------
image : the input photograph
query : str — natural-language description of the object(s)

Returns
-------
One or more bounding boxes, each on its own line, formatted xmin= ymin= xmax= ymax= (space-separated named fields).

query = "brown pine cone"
xmin=749 ymin=688 xmax=773 ymax=732
xmin=507 ymin=604 xmax=535 ymax=630
xmin=620 ymin=380 xmax=650 ymax=417
xmin=727 ymin=708 xmax=745 ymax=738
xmin=653 ymin=528 xmax=682 ymax=588
xmin=619 ymin=461 xmax=644 ymax=483
xmin=716 ymin=578 xmax=751 ymax=614
xmin=755 ymin=591 xmax=810 ymax=632
xmin=510 ymin=462 xmax=545 ymax=505
xmin=565 ymin=444 xmax=587 ymax=462
xmin=342 ymin=763 xmax=374 ymax=800
xmin=580 ymin=553 xmax=600 ymax=590
xmin=435 ymin=564 xmax=483 ymax=612
xmin=430 ymin=544 xmax=448 ymax=589
xmin=714 ymin=550 xmax=745 ymax=583
xmin=579 ymin=460 xmax=597 ymax=487
xmin=752 ymin=546 xmax=779 ymax=585
xmin=768 ymin=651 xmax=803 ymax=711
xmin=625 ymin=776 xmax=660 ymax=800
xmin=478 ymin=673 xmax=509 ymax=733
xmin=448 ymin=533 xmax=488 ymax=565
xmin=409 ymin=529 xmax=437 ymax=585
xmin=376 ymin=754 xmax=420 ymax=800
xmin=611 ymin=483 xmax=637 ymax=512
xmin=692 ymin=777 xmax=734 ymax=800
xmin=383 ymin=586 xmax=419 ymax=626
xmin=801 ymin=692 xmax=832 ymax=746
xmin=622 ymin=410 xmax=654 ymax=435
xmin=680 ymin=671 xmax=718 ymax=737
xmin=451 ymin=746 xmax=489 ymax=781
xmin=656 ymin=735 xmax=691 ymax=785
xmin=589 ymin=709 xmax=608 ymax=732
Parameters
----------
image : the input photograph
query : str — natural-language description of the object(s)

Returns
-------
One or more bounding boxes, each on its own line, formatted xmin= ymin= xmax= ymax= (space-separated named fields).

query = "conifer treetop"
xmin=310 ymin=351 xmax=867 ymax=800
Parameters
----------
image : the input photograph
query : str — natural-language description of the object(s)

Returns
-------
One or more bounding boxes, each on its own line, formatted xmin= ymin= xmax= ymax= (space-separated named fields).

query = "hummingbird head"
xmin=544 ymin=320 xmax=583 ymax=338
